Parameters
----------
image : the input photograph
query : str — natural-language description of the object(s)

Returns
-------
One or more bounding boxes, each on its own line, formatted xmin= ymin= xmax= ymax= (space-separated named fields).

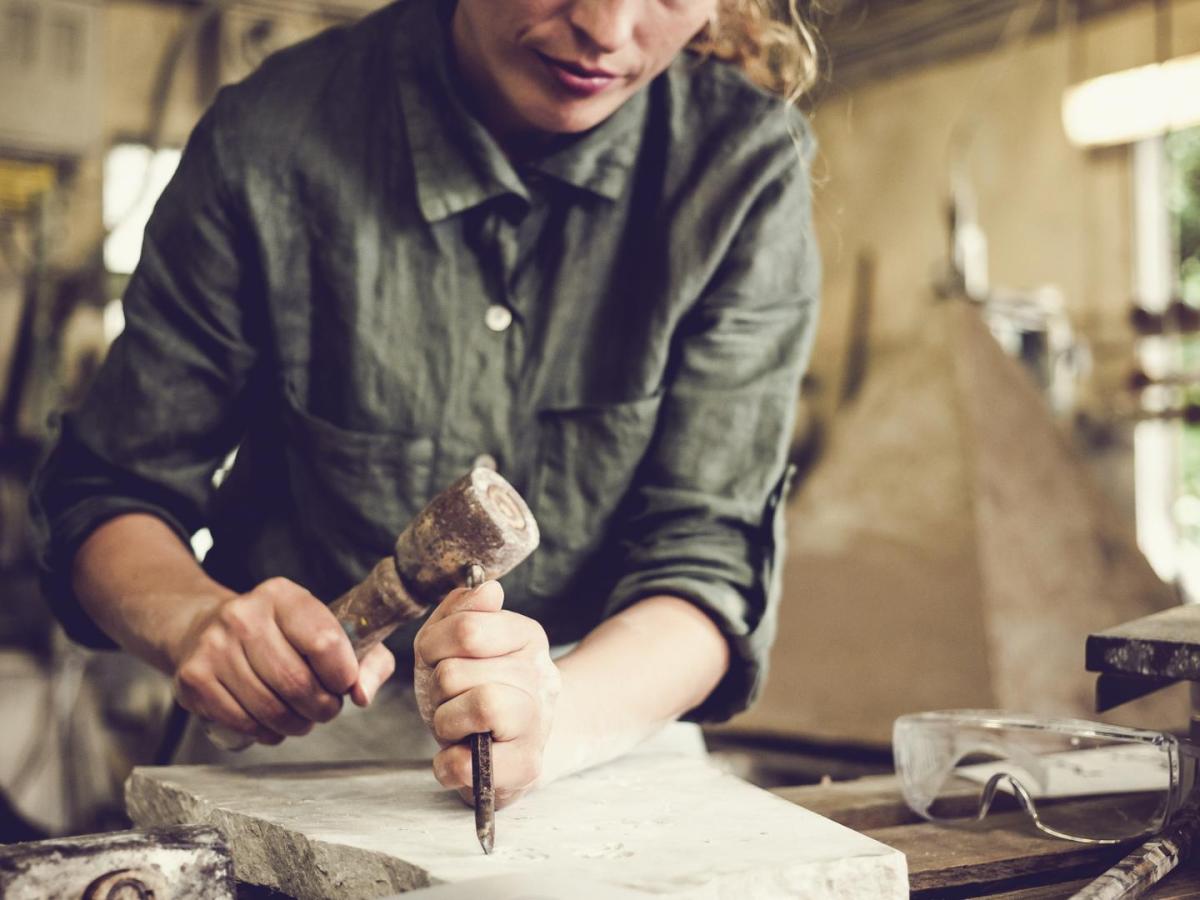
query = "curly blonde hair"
xmin=689 ymin=0 xmax=820 ymax=104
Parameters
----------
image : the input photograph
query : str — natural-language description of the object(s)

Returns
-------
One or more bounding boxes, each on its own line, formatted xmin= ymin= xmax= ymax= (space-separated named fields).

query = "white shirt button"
xmin=485 ymin=304 xmax=513 ymax=332
xmin=472 ymin=453 xmax=498 ymax=472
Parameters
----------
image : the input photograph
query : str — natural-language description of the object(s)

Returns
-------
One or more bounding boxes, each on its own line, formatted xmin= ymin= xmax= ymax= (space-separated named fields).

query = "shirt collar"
xmin=522 ymin=87 xmax=646 ymax=200
xmin=394 ymin=0 xmax=525 ymax=222
xmin=394 ymin=0 xmax=644 ymax=223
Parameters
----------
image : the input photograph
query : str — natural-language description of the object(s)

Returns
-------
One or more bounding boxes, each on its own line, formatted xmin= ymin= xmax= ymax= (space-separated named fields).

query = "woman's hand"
xmin=413 ymin=580 xmax=561 ymax=807
xmin=170 ymin=576 xmax=396 ymax=745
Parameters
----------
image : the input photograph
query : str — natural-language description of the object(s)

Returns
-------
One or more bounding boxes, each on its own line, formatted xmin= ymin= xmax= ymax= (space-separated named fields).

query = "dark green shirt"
xmin=31 ymin=0 xmax=820 ymax=721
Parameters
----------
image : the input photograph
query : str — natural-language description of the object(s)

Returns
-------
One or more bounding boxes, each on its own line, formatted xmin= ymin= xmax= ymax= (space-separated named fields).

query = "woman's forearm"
xmin=73 ymin=513 xmax=390 ymax=743
xmin=72 ymin=513 xmax=234 ymax=673
xmin=541 ymin=594 xmax=730 ymax=783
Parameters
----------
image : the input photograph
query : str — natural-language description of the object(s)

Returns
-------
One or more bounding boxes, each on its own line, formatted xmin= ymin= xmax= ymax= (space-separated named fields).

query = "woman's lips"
xmin=536 ymin=52 xmax=622 ymax=98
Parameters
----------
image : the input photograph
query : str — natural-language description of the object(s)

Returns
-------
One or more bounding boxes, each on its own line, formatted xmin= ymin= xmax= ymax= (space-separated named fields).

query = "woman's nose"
xmin=566 ymin=0 xmax=639 ymax=54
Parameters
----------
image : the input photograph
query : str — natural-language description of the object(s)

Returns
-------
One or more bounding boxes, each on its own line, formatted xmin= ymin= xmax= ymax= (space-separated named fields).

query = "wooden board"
xmin=1087 ymin=605 xmax=1200 ymax=680
xmin=126 ymin=753 xmax=907 ymax=899
xmin=819 ymin=0 xmax=1143 ymax=93
xmin=775 ymin=775 xmax=1200 ymax=898
xmin=876 ymin=818 xmax=1129 ymax=893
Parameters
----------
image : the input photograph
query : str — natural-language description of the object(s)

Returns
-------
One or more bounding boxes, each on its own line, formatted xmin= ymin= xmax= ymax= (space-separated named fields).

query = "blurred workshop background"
xmin=1 ymin=0 xmax=1199 ymax=841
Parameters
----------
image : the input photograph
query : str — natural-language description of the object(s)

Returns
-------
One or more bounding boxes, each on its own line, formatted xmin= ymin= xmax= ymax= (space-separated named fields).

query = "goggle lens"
xmin=895 ymin=713 xmax=1178 ymax=844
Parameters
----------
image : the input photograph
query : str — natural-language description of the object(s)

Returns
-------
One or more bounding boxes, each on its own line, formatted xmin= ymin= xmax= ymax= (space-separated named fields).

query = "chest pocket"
xmin=281 ymin=395 xmax=434 ymax=589
xmin=529 ymin=392 xmax=664 ymax=613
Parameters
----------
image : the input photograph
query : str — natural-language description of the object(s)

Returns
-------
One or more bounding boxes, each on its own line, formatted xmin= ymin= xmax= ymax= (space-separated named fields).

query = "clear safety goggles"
xmin=893 ymin=710 xmax=1200 ymax=844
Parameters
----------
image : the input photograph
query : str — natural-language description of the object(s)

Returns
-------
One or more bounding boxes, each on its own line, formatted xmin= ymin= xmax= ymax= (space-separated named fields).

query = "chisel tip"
xmin=477 ymin=818 xmax=494 ymax=855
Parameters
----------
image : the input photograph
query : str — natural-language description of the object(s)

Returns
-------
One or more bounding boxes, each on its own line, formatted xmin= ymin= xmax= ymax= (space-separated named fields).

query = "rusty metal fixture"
xmin=83 ymin=868 xmax=167 ymax=900
xmin=1128 ymin=369 xmax=1200 ymax=390
xmin=1130 ymin=301 xmax=1200 ymax=336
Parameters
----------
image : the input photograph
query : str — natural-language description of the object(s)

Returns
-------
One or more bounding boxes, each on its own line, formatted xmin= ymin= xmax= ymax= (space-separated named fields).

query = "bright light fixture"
xmin=1062 ymin=52 xmax=1200 ymax=148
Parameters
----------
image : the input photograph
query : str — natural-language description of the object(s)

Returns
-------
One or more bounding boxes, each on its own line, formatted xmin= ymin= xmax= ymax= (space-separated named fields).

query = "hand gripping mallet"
xmin=203 ymin=467 xmax=539 ymax=853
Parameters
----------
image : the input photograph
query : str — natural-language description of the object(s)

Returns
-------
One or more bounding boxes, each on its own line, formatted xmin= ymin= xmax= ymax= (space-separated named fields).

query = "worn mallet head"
xmin=335 ymin=467 xmax=540 ymax=649
xmin=395 ymin=467 xmax=541 ymax=603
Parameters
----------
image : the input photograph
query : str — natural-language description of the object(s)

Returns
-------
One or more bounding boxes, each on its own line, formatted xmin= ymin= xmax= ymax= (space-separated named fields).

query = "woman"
xmin=32 ymin=0 xmax=821 ymax=808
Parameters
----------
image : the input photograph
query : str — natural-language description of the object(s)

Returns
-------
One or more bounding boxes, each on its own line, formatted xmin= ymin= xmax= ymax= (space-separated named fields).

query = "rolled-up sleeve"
xmin=603 ymin=124 xmax=820 ymax=722
xmin=29 ymin=95 xmax=259 ymax=648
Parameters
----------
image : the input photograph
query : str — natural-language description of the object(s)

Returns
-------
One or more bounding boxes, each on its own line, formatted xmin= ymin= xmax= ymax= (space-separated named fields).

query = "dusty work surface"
xmin=127 ymin=753 xmax=906 ymax=899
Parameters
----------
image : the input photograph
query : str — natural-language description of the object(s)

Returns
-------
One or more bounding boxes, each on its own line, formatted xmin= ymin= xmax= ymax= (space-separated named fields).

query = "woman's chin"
xmin=519 ymin=95 xmax=626 ymax=136
xmin=495 ymin=64 xmax=628 ymax=131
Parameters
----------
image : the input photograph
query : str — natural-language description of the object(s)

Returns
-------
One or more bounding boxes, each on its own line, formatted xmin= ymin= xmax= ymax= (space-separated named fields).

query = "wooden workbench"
xmin=774 ymin=775 xmax=1200 ymax=898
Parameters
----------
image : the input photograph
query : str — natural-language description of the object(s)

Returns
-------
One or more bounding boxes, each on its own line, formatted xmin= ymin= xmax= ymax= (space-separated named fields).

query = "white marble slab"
xmin=127 ymin=753 xmax=907 ymax=899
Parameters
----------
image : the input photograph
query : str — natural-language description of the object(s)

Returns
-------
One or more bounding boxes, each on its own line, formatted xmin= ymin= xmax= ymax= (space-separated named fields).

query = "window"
xmin=102 ymin=143 xmax=181 ymax=277
xmin=1168 ymin=127 xmax=1200 ymax=595
xmin=1133 ymin=125 xmax=1200 ymax=598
